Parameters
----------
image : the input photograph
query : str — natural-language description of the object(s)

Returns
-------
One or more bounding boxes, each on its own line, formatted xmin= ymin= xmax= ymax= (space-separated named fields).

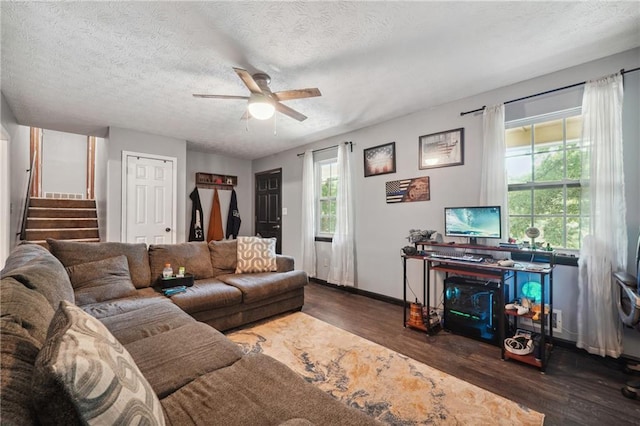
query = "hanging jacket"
xmin=188 ymin=187 xmax=205 ymax=241
xmin=226 ymin=189 xmax=241 ymax=239
xmin=207 ymin=188 xmax=224 ymax=242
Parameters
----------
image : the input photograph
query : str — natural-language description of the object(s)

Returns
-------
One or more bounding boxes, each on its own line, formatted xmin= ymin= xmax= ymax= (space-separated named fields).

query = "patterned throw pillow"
xmin=235 ymin=236 xmax=277 ymax=273
xmin=32 ymin=301 xmax=165 ymax=426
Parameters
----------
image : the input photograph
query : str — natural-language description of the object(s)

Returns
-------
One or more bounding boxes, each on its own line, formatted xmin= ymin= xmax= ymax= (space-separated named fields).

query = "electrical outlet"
xmin=529 ymin=308 xmax=562 ymax=334
xmin=553 ymin=309 xmax=562 ymax=333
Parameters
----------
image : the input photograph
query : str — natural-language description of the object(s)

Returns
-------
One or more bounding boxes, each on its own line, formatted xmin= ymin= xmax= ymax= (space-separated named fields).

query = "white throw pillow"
xmin=235 ymin=236 xmax=277 ymax=273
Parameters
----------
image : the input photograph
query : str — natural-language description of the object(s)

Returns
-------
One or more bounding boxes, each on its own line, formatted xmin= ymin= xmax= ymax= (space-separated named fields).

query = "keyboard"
xmin=429 ymin=251 xmax=484 ymax=263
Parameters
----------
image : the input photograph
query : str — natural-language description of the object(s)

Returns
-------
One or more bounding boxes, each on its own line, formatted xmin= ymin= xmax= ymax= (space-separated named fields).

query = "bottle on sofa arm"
xmin=162 ymin=263 xmax=173 ymax=278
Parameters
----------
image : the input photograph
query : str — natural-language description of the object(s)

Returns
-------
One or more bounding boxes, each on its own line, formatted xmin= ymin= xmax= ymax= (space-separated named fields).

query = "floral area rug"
xmin=226 ymin=312 xmax=544 ymax=425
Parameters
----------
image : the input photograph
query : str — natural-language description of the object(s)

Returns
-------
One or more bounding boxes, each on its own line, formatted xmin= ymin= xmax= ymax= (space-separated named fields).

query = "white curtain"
xmin=328 ymin=143 xmax=355 ymax=286
xmin=577 ymin=73 xmax=627 ymax=358
xmin=479 ymin=104 xmax=508 ymax=240
xmin=300 ymin=150 xmax=316 ymax=278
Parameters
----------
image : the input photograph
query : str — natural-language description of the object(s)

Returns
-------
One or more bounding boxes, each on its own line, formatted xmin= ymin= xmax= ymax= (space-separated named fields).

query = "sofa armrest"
xmin=276 ymin=255 xmax=295 ymax=272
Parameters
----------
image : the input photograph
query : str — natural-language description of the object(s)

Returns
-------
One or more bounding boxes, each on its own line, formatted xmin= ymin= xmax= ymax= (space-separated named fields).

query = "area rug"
xmin=227 ymin=312 xmax=544 ymax=425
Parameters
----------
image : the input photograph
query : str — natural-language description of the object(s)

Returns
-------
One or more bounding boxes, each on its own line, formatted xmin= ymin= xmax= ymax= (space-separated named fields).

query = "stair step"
xmin=28 ymin=207 xmax=97 ymax=218
xmin=25 ymin=228 xmax=100 ymax=240
xmin=28 ymin=238 xmax=101 ymax=250
xmin=29 ymin=198 xmax=96 ymax=209
xmin=27 ymin=218 xmax=98 ymax=229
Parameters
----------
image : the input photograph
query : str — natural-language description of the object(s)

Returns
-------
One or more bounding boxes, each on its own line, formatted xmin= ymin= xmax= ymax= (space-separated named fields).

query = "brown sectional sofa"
xmin=46 ymin=238 xmax=308 ymax=332
xmin=1 ymin=241 xmax=378 ymax=425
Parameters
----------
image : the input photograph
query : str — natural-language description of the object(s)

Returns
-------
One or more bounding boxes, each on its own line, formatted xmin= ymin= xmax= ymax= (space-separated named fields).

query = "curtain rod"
xmin=296 ymin=141 xmax=353 ymax=157
xmin=460 ymin=66 xmax=640 ymax=116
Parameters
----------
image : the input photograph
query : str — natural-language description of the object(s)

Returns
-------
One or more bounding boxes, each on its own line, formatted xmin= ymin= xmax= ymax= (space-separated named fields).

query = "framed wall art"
xmin=385 ymin=176 xmax=430 ymax=203
xmin=364 ymin=142 xmax=396 ymax=177
xmin=418 ymin=128 xmax=464 ymax=169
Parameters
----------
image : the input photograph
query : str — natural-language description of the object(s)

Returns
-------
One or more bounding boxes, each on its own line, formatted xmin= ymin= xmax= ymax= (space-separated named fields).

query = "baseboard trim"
xmin=310 ymin=278 xmax=405 ymax=306
xmin=310 ymin=278 xmax=640 ymax=364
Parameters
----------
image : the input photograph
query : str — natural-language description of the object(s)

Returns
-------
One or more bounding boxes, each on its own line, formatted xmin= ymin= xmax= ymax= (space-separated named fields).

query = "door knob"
xmin=165 ymin=227 xmax=171 ymax=232
xmin=273 ymin=225 xmax=281 ymax=229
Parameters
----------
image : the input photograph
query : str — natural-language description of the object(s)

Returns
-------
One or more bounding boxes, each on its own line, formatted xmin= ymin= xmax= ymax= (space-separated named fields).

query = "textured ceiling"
xmin=1 ymin=2 xmax=639 ymax=159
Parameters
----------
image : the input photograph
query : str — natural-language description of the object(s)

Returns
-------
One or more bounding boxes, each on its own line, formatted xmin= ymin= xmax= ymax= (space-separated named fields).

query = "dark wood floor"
xmin=301 ymin=282 xmax=640 ymax=425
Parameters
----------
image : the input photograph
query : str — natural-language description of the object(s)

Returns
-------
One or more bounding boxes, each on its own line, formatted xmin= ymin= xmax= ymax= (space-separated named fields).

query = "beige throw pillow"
xmin=32 ymin=301 xmax=165 ymax=426
xmin=65 ymin=255 xmax=137 ymax=305
xmin=235 ymin=236 xmax=277 ymax=273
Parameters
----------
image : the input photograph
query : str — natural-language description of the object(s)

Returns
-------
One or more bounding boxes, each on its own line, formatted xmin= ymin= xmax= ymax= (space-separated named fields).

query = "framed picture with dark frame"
xmin=418 ymin=128 xmax=464 ymax=169
xmin=364 ymin=142 xmax=396 ymax=177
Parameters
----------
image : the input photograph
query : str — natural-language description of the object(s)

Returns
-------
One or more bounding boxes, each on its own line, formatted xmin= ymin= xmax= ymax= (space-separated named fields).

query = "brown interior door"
xmin=255 ymin=168 xmax=282 ymax=254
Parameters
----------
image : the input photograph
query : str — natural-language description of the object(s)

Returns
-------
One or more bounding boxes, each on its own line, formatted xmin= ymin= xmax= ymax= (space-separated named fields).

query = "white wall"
xmin=94 ymin=135 xmax=108 ymax=241
xmin=41 ymin=129 xmax=87 ymax=197
xmin=252 ymin=48 xmax=640 ymax=356
xmin=1 ymin=129 xmax=10 ymax=267
xmin=185 ymin=150 xmax=253 ymax=240
xmin=1 ymin=92 xmax=30 ymax=252
xmin=106 ymin=127 xmax=187 ymax=243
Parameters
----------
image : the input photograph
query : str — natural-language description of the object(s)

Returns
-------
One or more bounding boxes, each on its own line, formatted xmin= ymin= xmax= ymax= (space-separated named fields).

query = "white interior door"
xmin=123 ymin=152 xmax=176 ymax=244
xmin=0 ymin=131 xmax=10 ymax=268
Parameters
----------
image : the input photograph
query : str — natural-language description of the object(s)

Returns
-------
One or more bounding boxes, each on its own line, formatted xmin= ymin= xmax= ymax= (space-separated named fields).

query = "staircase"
xmin=23 ymin=198 xmax=99 ymax=247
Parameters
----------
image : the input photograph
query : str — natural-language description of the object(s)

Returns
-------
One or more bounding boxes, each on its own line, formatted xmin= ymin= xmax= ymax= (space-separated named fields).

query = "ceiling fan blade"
xmin=233 ymin=67 xmax=262 ymax=94
xmin=193 ymin=94 xmax=249 ymax=100
xmin=275 ymin=102 xmax=307 ymax=122
xmin=272 ymin=88 xmax=321 ymax=101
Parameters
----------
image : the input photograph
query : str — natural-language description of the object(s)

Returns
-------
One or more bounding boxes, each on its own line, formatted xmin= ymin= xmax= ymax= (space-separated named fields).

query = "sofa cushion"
xmin=219 ymin=270 xmax=308 ymax=304
xmin=209 ymin=240 xmax=237 ymax=277
xmin=1 ymin=243 xmax=75 ymax=309
xmin=168 ymin=279 xmax=243 ymax=315
xmin=276 ymin=255 xmax=295 ymax=273
xmin=125 ymin=322 xmax=243 ymax=398
xmin=1 ymin=277 xmax=56 ymax=345
xmin=32 ymin=301 xmax=165 ymax=426
xmin=97 ymin=299 xmax=194 ymax=345
xmin=0 ymin=318 xmax=41 ymax=425
xmin=81 ymin=292 xmax=166 ymax=320
xmin=235 ymin=236 xmax=277 ymax=273
xmin=160 ymin=353 xmax=378 ymax=426
xmin=47 ymin=239 xmax=151 ymax=289
xmin=148 ymin=242 xmax=213 ymax=284
xmin=65 ymin=255 xmax=138 ymax=306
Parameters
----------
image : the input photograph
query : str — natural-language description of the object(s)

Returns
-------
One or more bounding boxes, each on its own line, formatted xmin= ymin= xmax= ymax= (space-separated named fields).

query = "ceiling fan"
xmin=193 ymin=67 xmax=321 ymax=122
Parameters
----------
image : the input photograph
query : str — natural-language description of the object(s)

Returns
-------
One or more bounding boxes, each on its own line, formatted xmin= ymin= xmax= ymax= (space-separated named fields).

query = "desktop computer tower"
xmin=443 ymin=276 xmax=504 ymax=346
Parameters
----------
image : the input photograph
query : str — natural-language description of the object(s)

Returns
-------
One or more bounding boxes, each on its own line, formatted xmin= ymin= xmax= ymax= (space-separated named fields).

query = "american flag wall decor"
xmin=364 ymin=142 xmax=396 ymax=177
xmin=385 ymin=177 xmax=430 ymax=203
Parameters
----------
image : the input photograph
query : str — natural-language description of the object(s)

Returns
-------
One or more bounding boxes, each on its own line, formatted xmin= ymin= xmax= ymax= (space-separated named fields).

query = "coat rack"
xmin=195 ymin=172 xmax=237 ymax=190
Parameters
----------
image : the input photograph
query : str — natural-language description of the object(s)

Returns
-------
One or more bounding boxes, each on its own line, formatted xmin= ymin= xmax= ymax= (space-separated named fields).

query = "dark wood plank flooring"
xmin=301 ymin=282 xmax=640 ymax=425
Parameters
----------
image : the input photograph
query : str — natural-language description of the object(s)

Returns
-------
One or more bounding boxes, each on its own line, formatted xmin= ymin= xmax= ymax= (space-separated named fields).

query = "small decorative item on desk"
xmin=177 ymin=266 xmax=185 ymax=278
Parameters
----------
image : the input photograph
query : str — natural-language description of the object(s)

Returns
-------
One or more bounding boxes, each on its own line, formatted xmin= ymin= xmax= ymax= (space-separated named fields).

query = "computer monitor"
xmin=444 ymin=206 xmax=502 ymax=245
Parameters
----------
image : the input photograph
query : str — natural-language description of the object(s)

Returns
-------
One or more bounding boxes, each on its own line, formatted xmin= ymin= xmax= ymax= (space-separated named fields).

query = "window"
xmin=505 ymin=109 xmax=586 ymax=250
xmin=316 ymin=158 xmax=338 ymax=237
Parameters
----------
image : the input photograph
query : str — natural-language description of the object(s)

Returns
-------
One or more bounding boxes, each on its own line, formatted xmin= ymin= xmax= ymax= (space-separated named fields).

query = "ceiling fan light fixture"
xmin=248 ymin=93 xmax=275 ymax=120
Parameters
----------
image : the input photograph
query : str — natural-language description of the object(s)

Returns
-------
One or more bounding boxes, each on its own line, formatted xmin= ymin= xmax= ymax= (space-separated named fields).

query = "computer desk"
xmin=402 ymin=242 xmax=555 ymax=371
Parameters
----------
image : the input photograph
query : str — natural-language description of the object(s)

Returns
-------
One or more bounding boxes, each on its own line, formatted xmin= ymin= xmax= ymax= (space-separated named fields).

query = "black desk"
xmin=402 ymin=243 xmax=555 ymax=371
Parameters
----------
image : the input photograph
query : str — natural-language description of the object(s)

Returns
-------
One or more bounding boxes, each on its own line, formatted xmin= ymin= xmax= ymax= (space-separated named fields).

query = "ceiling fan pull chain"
xmin=245 ymin=113 xmax=250 ymax=132
xmin=273 ymin=110 xmax=278 ymax=136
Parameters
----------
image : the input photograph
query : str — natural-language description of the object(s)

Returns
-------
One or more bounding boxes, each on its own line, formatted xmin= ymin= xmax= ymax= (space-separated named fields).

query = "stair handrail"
xmin=18 ymin=155 xmax=36 ymax=241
